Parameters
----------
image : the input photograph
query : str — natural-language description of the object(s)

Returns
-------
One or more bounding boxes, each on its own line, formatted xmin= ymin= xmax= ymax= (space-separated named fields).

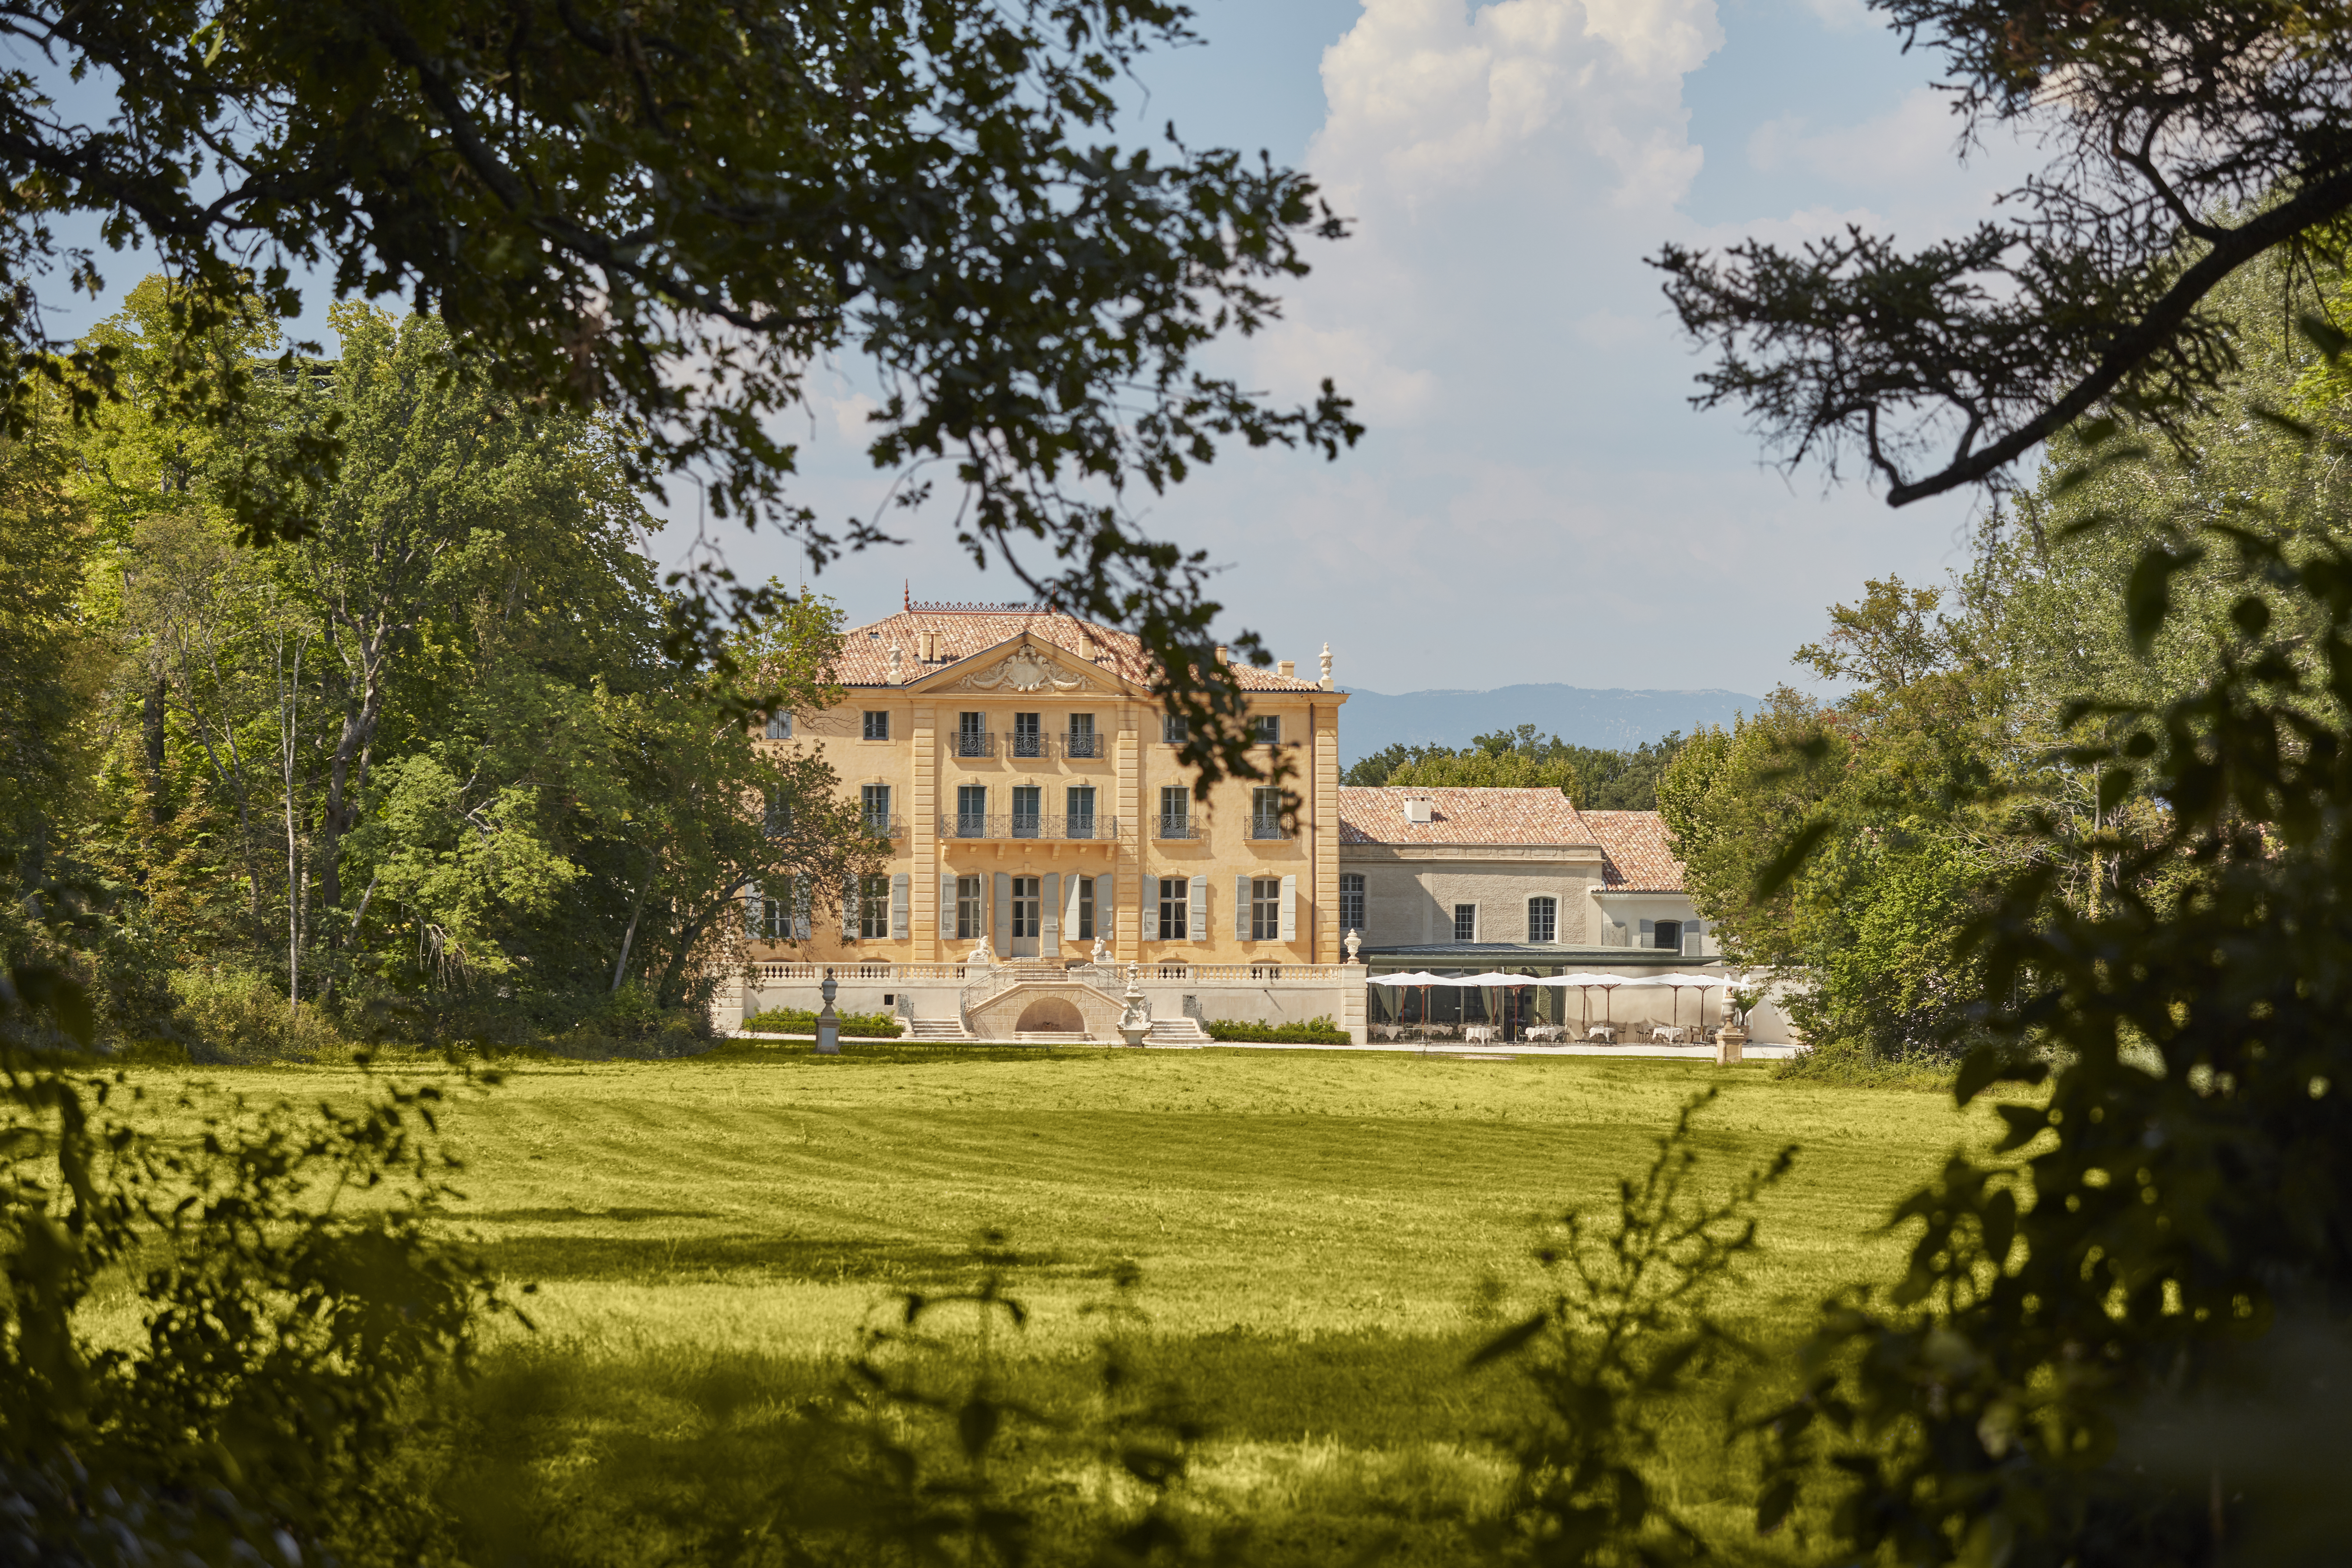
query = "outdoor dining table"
xmin=1463 ymin=1025 xmax=1497 ymax=1045
xmin=1585 ymin=1026 xmax=1617 ymax=1044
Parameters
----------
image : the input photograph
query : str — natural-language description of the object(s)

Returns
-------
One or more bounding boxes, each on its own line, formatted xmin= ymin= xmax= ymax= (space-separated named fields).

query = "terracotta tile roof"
xmin=832 ymin=607 xmax=1330 ymax=692
xmin=1584 ymin=811 xmax=1687 ymax=892
xmin=1337 ymin=786 xmax=1594 ymax=847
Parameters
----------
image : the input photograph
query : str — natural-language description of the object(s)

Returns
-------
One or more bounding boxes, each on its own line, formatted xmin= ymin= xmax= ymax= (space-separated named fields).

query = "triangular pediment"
xmin=909 ymin=633 xmax=1136 ymax=697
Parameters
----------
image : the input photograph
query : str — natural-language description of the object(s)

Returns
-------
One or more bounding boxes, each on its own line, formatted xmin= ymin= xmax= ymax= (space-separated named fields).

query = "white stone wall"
xmin=1588 ymin=893 xmax=1718 ymax=957
xmin=1345 ymin=851 xmax=1603 ymax=947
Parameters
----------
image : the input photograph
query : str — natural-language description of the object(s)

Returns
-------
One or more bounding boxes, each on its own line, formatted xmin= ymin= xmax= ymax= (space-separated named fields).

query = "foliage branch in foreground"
xmin=0 ymin=978 xmax=521 ymax=1562
xmin=2 ymin=0 xmax=1357 ymax=784
xmin=1753 ymin=508 xmax=2352 ymax=1560
xmin=1654 ymin=0 xmax=2352 ymax=504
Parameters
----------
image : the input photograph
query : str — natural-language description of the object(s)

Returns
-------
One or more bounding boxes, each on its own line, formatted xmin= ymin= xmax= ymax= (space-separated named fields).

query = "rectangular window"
xmin=1012 ymin=712 xmax=1043 ymax=758
xmin=1250 ymin=877 xmax=1282 ymax=941
xmin=1527 ymin=896 xmax=1558 ymax=944
xmin=1162 ymin=713 xmax=1188 ymax=745
xmin=861 ymin=784 xmax=892 ymax=836
xmin=1253 ymin=715 xmax=1280 ymax=746
xmin=956 ymin=784 xmax=986 ymax=836
xmin=1158 ymin=785 xmax=1190 ymax=839
xmin=863 ymin=710 xmax=890 ymax=740
xmin=1655 ymin=919 xmax=1683 ymax=953
xmin=1453 ymin=903 xmax=1478 ymax=942
xmin=749 ymin=881 xmax=795 ymax=942
xmin=1067 ymin=713 xmax=1098 ymax=758
xmin=1077 ymin=876 xmax=1095 ymax=940
xmin=1340 ymin=873 xmax=1365 ymax=933
xmin=956 ymin=711 xmax=989 ymax=758
xmin=1066 ymin=785 xmax=1096 ymax=839
xmin=1011 ymin=784 xmax=1041 ymax=838
xmin=763 ymin=791 xmax=792 ymax=837
xmin=956 ymin=875 xmax=984 ymax=940
xmin=859 ymin=873 xmax=891 ymax=939
xmin=1011 ymin=876 xmax=1041 ymax=939
xmin=1157 ymin=876 xmax=1189 ymax=940
xmin=1251 ymin=786 xmax=1286 ymax=840
xmin=764 ymin=712 xmax=793 ymax=740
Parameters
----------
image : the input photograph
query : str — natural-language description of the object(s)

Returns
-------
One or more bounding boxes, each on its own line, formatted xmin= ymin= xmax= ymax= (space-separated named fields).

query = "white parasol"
xmin=1557 ymin=971 xmax=1629 ymax=1031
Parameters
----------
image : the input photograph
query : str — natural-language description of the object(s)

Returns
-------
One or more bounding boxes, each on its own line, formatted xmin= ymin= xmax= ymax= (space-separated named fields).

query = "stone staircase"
xmin=1145 ymin=1017 xmax=1212 ymax=1046
xmin=905 ymin=1017 xmax=975 ymax=1042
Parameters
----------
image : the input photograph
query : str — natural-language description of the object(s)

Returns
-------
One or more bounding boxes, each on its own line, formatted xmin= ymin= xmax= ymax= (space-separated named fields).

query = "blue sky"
xmin=661 ymin=0 xmax=2033 ymax=701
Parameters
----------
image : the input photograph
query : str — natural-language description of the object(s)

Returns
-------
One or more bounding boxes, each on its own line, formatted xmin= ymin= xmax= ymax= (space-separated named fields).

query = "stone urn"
xmin=1116 ymin=962 xmax=1153 ymax=1048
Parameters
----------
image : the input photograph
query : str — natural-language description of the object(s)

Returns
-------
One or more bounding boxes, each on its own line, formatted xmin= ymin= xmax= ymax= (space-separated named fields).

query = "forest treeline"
xmin=0 ymin=283 xmax=875 ymax=1059
xmin=1344 ymin=727 xmax=1688 ymax=809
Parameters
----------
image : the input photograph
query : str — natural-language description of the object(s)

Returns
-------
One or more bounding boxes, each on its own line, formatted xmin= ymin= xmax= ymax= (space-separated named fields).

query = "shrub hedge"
xmin=742 ymin=1007 xmax=905 ymax=1038
xmin=1204 ymin=1015 xmax=1350 ymax=1044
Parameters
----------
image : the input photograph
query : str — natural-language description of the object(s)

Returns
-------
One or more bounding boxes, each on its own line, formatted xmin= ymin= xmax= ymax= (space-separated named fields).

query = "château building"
xmin=727 ymin=599 xmax=1771 ymax=1044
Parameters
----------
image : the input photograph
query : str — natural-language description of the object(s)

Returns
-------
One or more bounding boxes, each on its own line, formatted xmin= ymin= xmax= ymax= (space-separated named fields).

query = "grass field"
xmin=126 ymin=1044 xmax=1999 ymax=1564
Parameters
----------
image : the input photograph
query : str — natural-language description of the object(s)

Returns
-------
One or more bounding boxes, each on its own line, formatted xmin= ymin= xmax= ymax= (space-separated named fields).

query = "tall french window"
xmin=1339 ymin=873 xmax=1365 ymax=933
xmin=1250 ymin=877 xmax=1282 ymax=941
xmin=1157 ymin=877 xmax=1189 ymax=940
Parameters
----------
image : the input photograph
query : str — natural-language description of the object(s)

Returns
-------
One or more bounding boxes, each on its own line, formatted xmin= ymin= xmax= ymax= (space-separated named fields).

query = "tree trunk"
xmin=612 ymin=862 xmax=653 ymax=993
xmin=653 ymin=881 xmax=749 ymax=1008
xmin=143 ymin=677 xmax=169 ymax=824
xmin=315 ymin=627 xmax=393 ymax=929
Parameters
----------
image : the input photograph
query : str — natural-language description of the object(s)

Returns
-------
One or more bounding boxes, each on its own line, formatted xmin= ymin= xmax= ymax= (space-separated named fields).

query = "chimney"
xmin=1215 ymin=644 xmax=1229 ymax=666
xmin=1403 ymin=797 xmax=1433 ymax=825
xmin=1277 ymin=659 xmax=1295 ymax=679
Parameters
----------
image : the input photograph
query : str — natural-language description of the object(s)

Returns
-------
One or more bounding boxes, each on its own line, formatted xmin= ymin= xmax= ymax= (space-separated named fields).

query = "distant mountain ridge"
xmin=1336 ymin=683 xmax=1762 ymax=765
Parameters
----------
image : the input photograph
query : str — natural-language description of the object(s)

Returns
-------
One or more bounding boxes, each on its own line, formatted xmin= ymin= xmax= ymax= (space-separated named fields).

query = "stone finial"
xmin=888 ymin=644 xmax=905 ymax=682
xmin=1344 ymin=929 xmax=1363 ymax=963
xmin=1319 ymin=643 xmax=1333 ymax=689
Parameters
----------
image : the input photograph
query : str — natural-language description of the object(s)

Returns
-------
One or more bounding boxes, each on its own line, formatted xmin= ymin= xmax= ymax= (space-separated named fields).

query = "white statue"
xmin=1091 ymin=935 xmax=1112 ymax=967
xmin=968 ymin=934 xmax=997 ymax=967
xmin=1116 ymin=961 xmax=1153 ymax=1045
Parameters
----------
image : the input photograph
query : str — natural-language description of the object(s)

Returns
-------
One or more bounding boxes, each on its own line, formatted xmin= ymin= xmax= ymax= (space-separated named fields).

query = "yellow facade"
xmin=753 ymin=612 xmax=1345 ymax=967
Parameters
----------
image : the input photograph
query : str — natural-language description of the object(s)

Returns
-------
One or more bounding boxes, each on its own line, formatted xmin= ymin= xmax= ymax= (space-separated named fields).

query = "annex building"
xmin=723 ymin=601 xmax=1766 ymax=1044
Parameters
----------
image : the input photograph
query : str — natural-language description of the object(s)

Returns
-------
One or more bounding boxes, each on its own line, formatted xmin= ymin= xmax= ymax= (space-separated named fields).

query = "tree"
xmin=0 ymin=0 xmax=1357 ymax=782
xmin=1654 ymin=0 xmax=2352 ymax=505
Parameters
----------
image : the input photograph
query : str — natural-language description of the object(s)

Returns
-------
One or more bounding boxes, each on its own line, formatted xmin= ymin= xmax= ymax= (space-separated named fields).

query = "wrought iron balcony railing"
xmin=862 ymin=815 xmax=907 ymax=839
xmin=1006 ymin=731 xmax=1049 ymax=759
xmin=1063 ymin=731 xmax=1103 ymax=759
xmin=1155 ymin=815 xmax=1197 ymax=841
xmin=952 ymin=731 xmax=993 ymax=758
xmin=1250 ymin=819 xmax=1292 ymax=841
xmin=936 ymin=813 xmax=1122 ymax=842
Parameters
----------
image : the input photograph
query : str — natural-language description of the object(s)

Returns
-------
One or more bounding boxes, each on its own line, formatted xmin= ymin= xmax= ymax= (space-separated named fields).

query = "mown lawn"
xmin=130 ymin=1045 xmax=1998 ymax=1564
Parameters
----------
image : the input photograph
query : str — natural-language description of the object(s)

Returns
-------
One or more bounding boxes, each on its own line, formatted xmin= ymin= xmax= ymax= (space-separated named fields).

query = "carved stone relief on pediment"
xmin=951 ymin=645 xmax=1100 ymax=693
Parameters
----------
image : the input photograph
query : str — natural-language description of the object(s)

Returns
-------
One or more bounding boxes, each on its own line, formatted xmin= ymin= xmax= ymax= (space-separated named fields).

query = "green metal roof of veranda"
xmin=1357 ymin=945 xmax=1728 ymax=974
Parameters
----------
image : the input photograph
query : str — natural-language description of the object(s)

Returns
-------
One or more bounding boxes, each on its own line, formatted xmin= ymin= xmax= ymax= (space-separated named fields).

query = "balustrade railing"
xmin=750 ymin=959 xmax=1356 ymax=990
